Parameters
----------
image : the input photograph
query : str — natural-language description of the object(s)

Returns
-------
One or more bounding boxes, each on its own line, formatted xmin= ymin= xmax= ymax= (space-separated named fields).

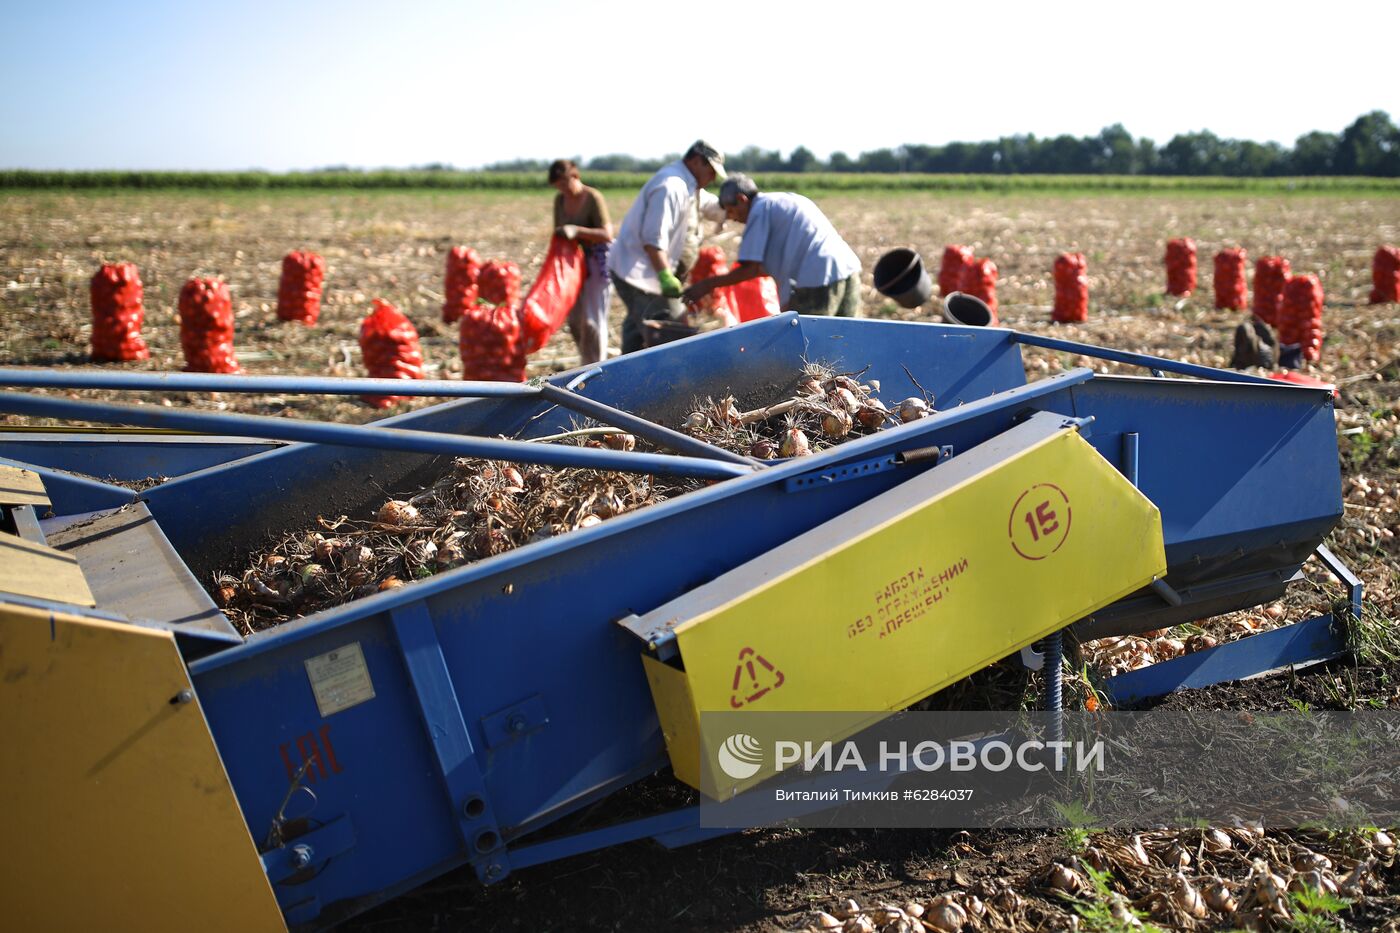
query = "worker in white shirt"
xmin=608 ymin=140 xmax=727 ymax=353
xmin=682 ymin=172 xmax=862 ymax=317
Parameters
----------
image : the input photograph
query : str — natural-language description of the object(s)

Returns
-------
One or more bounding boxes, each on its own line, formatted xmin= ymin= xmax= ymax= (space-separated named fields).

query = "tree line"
xmin=487 ymin=111 xmax=1400 ymax=177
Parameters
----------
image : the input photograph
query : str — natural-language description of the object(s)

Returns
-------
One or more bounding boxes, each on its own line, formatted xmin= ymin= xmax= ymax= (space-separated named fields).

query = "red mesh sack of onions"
xmin=178 ymin=277 xmax=242 ymax=373
xmin=959 ymin=256 xmax=1000 ymax=322
xmin=477 ymin=259 xmax=522 ymax=309
xmin=1252 ymin=256 xmax=1290 ymax=325
xmin=1213 ymin=248 xmax=1248 ymax=311
xmin=1372 ymin=245 xmax=1400 ymax=305
xmin=688 ymin=246 xmax=739 ymax=327
xmin=729 ymin=272 xmax=781 ymax=322
xmin=442 ymin=246 xmax=483 ymax=323
xmin=519 ymin=235 xmax=587 ymax=354
xmin=1277 ymin=274 xmax=1324 ymax=364
xmin=276 ymin=250 xmax=326 ymax=325
xmin=90 ymin=262 xmax=150 ymax=362
xmin=939 ymin=245 xmax=975 ymax=298
xmin=1165 ymin=238 xmax=1197 ymax=296
xmin=1051 ymin=252 xmax=1088 ymax=323
xmin=359 ymin=299 xmax=425 ymax=407
xmin=459 ymin=302 xmax=526 ymax=382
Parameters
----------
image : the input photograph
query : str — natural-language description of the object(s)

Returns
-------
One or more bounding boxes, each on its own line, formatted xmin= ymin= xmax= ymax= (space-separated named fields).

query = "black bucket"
xmin=942 ymin=291 xmax=994 ymax=327
xmin=872 ymin=248 xmax=933 ymax=309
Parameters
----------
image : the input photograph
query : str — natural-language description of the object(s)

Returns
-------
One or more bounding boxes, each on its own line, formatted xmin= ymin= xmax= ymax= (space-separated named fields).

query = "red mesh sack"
xmin=90 ymin=262 xmax=150 ymax=362
xmin=178 ymin=277 xmax=241 ymax=373
xmin=359 ymin=299 xmax=425 ymax=407
xmin=443 ymin=246 xmax=483 ymax=323
xmin=1213 ymin=248 xmax=1248 ymax=311
xmin=939 ymin=245 xmax=975 ymax=297
xmin=688 ymin=245 xmax=740 ymax=327
xmin=1165 ymin=238 xmax=1197 ymax=296
xmin=1052 ymin=253 xmax=1088 ymax=323
xmin=1371 ymin=246 xmax=1400 ymax=305
xmin=459 ymin=303 xmax=526 ymax=383
xmin=276 ymin=250 xmax=326 ymax=325
xmin=729 ymin=274 xmax=781 ymax=322
xmin=1252 ymin=256 xmax=1290 ymax=325
xmin=478 ymin=260 xmax=522 ymax=308
xmin=1278 ymin=274 xmax=1324 ymax=364
xmin=520 ymin=235 xmax=587 ymax=354
xmin=959 ymin=257 xmax=999 ymax=322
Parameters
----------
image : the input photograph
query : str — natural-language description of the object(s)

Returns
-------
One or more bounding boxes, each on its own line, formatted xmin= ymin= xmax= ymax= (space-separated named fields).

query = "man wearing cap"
xmin=608 ymin=140 xmax=727 ymax=353
xmin=682 ymin=173 xmax=861 ymax=318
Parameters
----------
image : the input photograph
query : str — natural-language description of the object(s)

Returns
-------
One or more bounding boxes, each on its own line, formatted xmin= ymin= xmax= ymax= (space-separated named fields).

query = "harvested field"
xmin=3 ymin=189 xmax=1399 ymax=931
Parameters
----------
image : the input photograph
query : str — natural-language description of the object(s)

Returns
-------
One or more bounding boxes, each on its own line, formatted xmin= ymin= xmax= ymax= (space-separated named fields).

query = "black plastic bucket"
xmin=942 ymin=291 xmax=994 ymax=327
xmin=872 ymin=248 xmax=933 ymax=309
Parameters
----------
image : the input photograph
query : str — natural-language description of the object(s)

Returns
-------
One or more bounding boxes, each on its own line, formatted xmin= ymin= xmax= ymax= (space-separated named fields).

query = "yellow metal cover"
xmin=645 ymin=424 xmax=1167 ymax=796
xmin=0 ymin=463 xmax=49 ymax=507
xmin=0 ymin=531 xmax=97 ymax=606
xmin=0 ymin=602 xmax=285 ymax=932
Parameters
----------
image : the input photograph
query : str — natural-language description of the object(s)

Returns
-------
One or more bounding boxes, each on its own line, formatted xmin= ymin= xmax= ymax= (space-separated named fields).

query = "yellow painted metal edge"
xmin=0 ymin=602 xmax=285 ymax=932
xmin=0 ymin=530 xmax=96 ymax=606
xmin=643 ymin=655 xmax=703 ymax=789
xmin=0 ymin=463 xmax=50 ymax=507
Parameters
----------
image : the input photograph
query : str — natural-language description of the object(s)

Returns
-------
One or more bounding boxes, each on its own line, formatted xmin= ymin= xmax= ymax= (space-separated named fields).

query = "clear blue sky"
xmin=2 ymin=0 xmax=1395 ymax=171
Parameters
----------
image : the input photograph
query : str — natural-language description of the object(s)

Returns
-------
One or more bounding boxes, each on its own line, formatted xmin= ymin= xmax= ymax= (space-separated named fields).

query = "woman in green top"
xmin=549 ymin=159 xmax=614 ymax=365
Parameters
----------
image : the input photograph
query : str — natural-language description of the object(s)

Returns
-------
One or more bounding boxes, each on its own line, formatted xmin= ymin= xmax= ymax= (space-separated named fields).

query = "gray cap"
xmin=684 ymin=140 xmax=727 ymax=182
xmin=718 ymin=172 xmax=758 ymax=207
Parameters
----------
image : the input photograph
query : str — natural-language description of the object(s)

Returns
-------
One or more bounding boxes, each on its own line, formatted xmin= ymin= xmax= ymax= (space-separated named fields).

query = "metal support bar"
xmin=0 ymin=391 xmax=753 ymax=481
xmin=1314 ymin=544 xmax=1364 ymax=622
xmin=0 ymin=367 xmax=541 ymax=399
xmin=507 ymin=807 xmax=702 ymax=871
xmin=1121 ymin=432 xmax=1139 ymax=487
xmin=389 ymin=601 xmax=509 ymax=883
xmin=1103 ymin=613 xmax=1347 ymax=706
xmin=1119 ymin=432 xmax=1183 ymax=611
xmin=1150 ymin=578 xmax=1184 ymax=607
xmin=6 ymin=504 xmax=44 ymax=544
xmin=260 ymin=813 xmax=357 ymax=884
xmin=536 ymin=383 xmax=756 ymax=466
xmin=1013 ymin=333 xmax=1279 ymax=386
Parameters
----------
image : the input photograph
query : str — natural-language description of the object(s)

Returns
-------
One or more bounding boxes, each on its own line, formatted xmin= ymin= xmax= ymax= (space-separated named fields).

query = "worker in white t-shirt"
xmin=608 ymin=140 xmax=727 ymax=353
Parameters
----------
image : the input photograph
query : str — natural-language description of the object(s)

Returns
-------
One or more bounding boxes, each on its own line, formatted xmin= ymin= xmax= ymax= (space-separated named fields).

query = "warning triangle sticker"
xmin=729 ymin=646 xmax=785 ymax=708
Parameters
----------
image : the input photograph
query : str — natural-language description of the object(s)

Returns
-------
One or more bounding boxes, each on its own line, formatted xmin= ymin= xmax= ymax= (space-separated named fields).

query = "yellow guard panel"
xmin=645 ymin=424 xmax=1167 ymax=796
xmin=0 ymin=602 xmax=285 ymax=932
xmin=0 ymin=463 xmax=50 ymax=507
xmin=0 ymin=531 xmax=97 ymax=606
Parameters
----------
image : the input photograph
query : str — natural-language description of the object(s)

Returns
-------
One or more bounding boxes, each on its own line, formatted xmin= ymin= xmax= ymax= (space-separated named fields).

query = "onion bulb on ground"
xmin=922 ymin=901 xmax=966 ymax=933
xmin=1171 ymin=872 xmax=1207 ymax=919
xmin=1046 ymin=862 xmax=1084 ymax=894
xmin=1203 ymin=880 xmax=1236 ymax=913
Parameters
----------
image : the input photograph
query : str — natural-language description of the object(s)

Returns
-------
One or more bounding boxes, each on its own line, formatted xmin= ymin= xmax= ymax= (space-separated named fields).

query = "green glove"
xmin=657 ymin=268 xmax=683 ymax=298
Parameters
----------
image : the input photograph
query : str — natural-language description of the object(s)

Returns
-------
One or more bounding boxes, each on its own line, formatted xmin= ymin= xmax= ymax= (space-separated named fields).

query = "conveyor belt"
xmin=43 ymin=502 xmax=239 ymax=638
